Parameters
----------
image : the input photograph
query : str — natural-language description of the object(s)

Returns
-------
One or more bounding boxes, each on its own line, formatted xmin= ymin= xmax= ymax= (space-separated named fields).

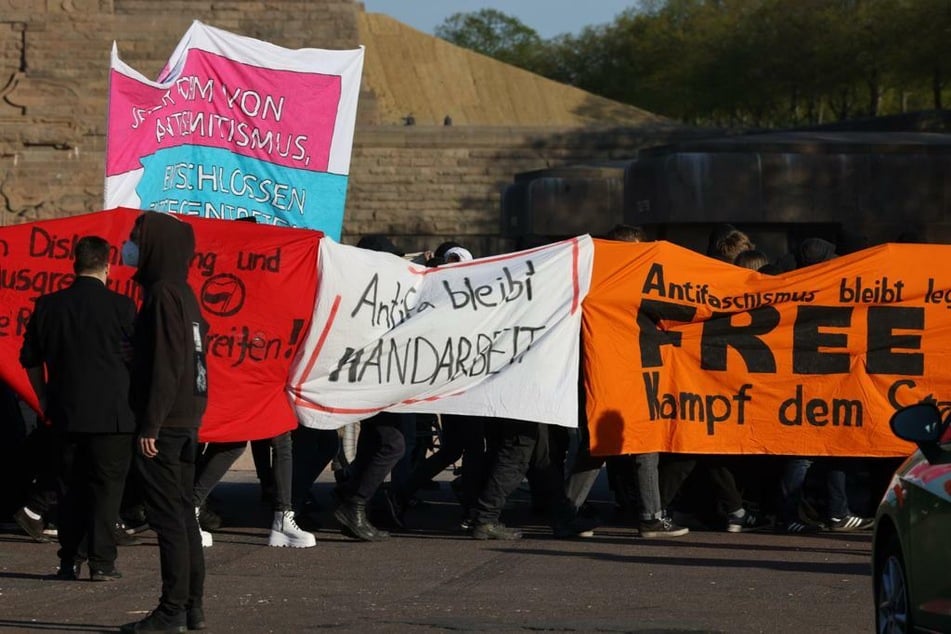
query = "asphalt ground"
xmin=0 ymin=469 xmax=875 ymax=633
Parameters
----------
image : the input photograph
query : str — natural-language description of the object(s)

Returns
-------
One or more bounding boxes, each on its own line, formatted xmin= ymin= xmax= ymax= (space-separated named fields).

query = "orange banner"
xmin=0 ymin=208 xmax=321 ymax=442
xmin=582 ymin=240 xmax=949 ymax=457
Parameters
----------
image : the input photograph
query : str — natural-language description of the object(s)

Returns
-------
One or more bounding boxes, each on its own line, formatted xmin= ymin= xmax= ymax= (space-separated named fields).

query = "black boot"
xmin=333 ymin=500 xmax=388 ymax=541
xmin=120 ymin=606 xmax=186 ymax=633
xmin=471 ymin=521 xmax=522 ymax=540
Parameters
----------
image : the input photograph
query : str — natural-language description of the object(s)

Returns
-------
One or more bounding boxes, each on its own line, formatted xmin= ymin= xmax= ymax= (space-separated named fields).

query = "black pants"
xmin=291 ymin=425 xmax=339 ymax=511
xmin=23 ymin=423 xmax=65 ymax=518
xmin=401 ymin=414 xmax=485 ymax=512
xmin=57 ymin=433 xmax=133 ymax=570
xmin=659 ymin=455 xmax=744 ymax=516
xmin=193 ymin=432 xmax=293 ymax=511
xmin=473 ymin=419 xmax=539 ymax=525
xmin=137 ymin=428 xmax=204 ymax=614
xmin=1 ymin=386 xmax=30 ymax=518
xmin=337 ymin=413 xmax=405 ymax=505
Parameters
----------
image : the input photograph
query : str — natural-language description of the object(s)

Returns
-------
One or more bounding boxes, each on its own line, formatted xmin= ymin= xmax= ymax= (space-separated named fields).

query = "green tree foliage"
xmin=434 ymin=9 xmax=549 ymax=73
xmin=435 ymin=1 xmax=951 ymax=127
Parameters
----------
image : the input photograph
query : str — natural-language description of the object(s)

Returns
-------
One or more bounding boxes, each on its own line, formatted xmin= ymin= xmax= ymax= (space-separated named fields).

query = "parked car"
xmin=873 ymin=402 xmax=951 ymax=633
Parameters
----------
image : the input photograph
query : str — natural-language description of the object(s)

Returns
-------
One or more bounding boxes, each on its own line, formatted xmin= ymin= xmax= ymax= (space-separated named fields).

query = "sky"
xmin=360 ymin=1 xmax=638 ymax=39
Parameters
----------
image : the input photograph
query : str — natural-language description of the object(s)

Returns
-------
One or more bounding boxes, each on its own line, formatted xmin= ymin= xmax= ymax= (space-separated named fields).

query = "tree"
xmin=434 ymin=9 xmax=547 ymax=72
xmin=435 ymin=1 xmax=951 ymax=127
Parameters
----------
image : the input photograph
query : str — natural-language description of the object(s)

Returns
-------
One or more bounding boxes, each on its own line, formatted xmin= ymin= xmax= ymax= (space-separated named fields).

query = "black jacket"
xmin=19 ymin=275 xmax=136 ymax=434
xmin=130 ymin=213 xmax=208 ymax=438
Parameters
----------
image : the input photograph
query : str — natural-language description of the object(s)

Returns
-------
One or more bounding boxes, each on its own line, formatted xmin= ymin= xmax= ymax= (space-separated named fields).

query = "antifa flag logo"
xmin=201 ymin=273 xmax=246 ymax=317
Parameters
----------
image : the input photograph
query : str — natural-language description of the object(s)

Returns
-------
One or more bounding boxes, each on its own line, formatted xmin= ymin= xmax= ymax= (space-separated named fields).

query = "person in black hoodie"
xmin=121 ymin=212 xmax=208 ymax=634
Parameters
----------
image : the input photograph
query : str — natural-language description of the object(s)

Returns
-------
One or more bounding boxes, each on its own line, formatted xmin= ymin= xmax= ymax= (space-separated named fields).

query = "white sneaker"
xmin=195 ymin=507 xmax=213 ymax=548
xmin=268 ymin=511 xmax=316 ymax=548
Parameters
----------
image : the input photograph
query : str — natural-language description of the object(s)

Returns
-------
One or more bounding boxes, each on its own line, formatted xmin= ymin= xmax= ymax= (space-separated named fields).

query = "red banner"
xmin=0 ymin=208 xmax=321 ymax=442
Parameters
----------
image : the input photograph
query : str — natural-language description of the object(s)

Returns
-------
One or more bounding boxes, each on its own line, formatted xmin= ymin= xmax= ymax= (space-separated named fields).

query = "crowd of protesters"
xmin=1 ymin=217 xmax=909 ymax=632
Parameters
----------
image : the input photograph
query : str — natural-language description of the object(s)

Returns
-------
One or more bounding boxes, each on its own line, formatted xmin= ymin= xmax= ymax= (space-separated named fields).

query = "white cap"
xmin=445 ymin=246 xmax=473 ymax=262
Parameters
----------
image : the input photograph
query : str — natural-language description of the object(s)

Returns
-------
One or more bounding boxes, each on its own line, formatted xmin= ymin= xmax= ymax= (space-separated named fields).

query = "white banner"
xmin=288 ymin=236 xmax=594 ymax=428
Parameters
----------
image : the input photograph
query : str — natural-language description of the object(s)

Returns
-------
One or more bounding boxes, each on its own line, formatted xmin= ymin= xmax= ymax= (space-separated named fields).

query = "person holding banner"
xmin=381 ymin=251 xmax=487 ymax=529
xmin=121 ymin=212 xmax=208 ymax=633
xmin=470 ymin=417 xmax=595 ymax=540
xmin=565 ymin=224 xmax=688 ymax=539
xmin=331 ymin=235 xmax=409 ymax=542
xmin=777 ymin=238 xmax=874 ymax=534
xmin=18 ymin=236 xmax=137 ymax=581
xmin=654 ymin=234 xmax=772 ymax=534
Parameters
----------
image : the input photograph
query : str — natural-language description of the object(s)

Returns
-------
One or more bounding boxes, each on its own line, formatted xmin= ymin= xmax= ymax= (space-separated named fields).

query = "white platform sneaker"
xmin=194 ymin=507 xmax=213 ymax=548
xmin=268 ymin=511 xmax=316 ymax=548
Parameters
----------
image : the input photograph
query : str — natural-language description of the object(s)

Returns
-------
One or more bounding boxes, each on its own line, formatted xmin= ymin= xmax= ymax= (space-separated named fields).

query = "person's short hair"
xmin=712 ymin=229 xmax=754 ymax=262
xmin=733 ymin=249 xmax=769 ymax=271
xmin=73 ymin=236 xmax=111 ymax=274
xmin=605 ymin=224 xmax=645 ymax=243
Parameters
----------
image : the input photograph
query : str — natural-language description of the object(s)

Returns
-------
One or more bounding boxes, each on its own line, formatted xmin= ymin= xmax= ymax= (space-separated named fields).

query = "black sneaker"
xmin=780 ymin=520 xmax=822 ymax=534
xmin=828 ymin=514 xmax=874 ymax=532
xmin=120 ymin=608 xmax=186 ymax=633
xmin=638 ymin=516 xmax=689 ymax=538
xmin=89 ymin=567 xmax=122 ymax=582
xmin=121 ymin=506 xmax=150 ymax=535
xmin=54 ymin=560 xmax=82 ymax=580
xmin=186 ymin=606 xmax=206 ymax=630
xmin=471 ymin=521 xmax=522 ymax=540
xmin=114 ymin=522 xmax=141 ymax=546
xmin=552 ymin=516 xmax=598 ymax=539
xmin=197 ymin=505 xmax=222 ymax=532
xmin=726 ymin=510 xmax=772 ymax=533
xmin=13 ymin=507 xmax=50 ymax=543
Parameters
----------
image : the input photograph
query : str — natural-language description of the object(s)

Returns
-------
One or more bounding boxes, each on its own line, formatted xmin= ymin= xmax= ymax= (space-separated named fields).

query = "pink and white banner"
xmin=105 ymin=21 xmax=363 ymax=239
xmin=289 ymin=237 xmax=594 ymax=429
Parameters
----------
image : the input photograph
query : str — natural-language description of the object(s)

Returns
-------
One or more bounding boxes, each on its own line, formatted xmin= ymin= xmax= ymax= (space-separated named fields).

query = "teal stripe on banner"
xmin=136 ymin=146 xmax=346 ymax=239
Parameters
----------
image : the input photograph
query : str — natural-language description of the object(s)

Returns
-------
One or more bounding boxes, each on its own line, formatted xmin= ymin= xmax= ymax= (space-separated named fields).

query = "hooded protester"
xmin=121 ymin=212 xmax=208 ymax=634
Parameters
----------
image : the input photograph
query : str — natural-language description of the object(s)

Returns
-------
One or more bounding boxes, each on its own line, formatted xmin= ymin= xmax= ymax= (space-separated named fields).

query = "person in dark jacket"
xmin=19 ymin=235 xmax=137 ymax=580
xmin=121 ymin=212 xmax=209 ymax=634
xmin=332 ymin=235 xmax=408 ymax=541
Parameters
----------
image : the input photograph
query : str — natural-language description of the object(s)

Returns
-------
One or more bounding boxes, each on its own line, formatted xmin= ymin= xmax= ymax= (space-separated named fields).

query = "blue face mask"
xmin=121 ymin=240 xmax=139 ymax=267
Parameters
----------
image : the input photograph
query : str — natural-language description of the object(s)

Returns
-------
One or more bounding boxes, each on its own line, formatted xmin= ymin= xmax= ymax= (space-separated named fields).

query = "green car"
xmin=873 ymin=403 xmax=951 ymax=633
